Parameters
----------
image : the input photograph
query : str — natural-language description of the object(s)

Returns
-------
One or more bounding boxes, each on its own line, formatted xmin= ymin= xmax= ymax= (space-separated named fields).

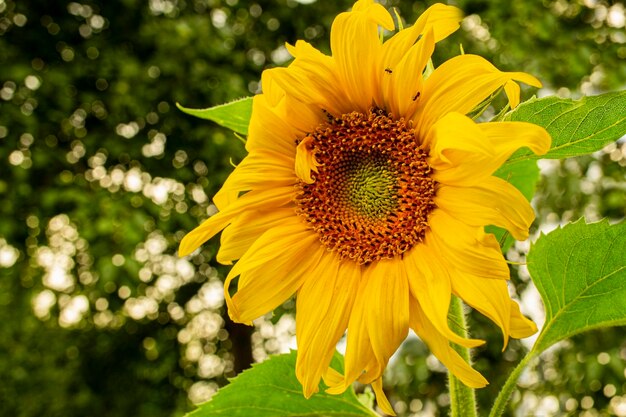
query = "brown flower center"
xmin=294 ymin=109 xmax=437 ymax=264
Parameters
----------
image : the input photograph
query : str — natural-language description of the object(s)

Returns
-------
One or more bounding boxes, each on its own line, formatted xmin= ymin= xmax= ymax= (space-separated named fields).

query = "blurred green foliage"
xmin=0 ymin=0 xmax=624 ymax=416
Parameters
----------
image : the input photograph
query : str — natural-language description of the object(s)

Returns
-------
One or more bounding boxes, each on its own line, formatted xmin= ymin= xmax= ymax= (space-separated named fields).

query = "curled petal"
xmin=450 ymin=272 xmax=515 ymax=349
xmin=405 ymin=244 xmax=485 ymax=348
xmin=436 ymin=176 xmax=535 ymax=241
xmin=504 ymin=80 xmax=522 ymax=109
xmin=479 ymin=120 xmax=551 ymax=159
xmin=411 ymin=3 xmax=463 ymax=43
xmin=295 ymin=136 xmax=322 ymax=184
xmin=414 ymin=54 xmax=542 ymax=138
xmin=428 ymin=112 xmax=493 ymax=183
xmin=428 ymin=112 xmax=550 ymax=185
xmin=322 ymin=367 xmax=344 ymax=388
xmin=410 ymin=296 xmax=488 ymax=388
xmin=372 ymin=377 xmax=395 ymax=416
xmin=427 ymin=210 xmax=510 ymax=280
xmin=509 ymin=299 xmax=538 ymax=339
xmin=324 ymin=369 xmax=394 ymax=416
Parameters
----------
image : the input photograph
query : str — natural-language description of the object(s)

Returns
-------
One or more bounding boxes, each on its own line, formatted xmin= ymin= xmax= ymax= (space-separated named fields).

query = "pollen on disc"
xmin=294 ymin=109 xmax=437 ymax=264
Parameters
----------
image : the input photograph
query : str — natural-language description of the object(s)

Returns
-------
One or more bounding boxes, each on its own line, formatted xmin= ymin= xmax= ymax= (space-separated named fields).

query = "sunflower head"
xmin=179 ymin=1 xmax=550 ymax=415
xmin=294 ymin=109 xmax=436 ymax=265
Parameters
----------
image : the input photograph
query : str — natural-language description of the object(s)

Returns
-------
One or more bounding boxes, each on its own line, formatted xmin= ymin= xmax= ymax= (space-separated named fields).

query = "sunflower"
xmin=179 ymin=1 xmax=550 ymax=414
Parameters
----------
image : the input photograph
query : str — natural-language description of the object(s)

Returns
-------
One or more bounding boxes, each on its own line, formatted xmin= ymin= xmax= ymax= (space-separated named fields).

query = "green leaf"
xmin=186 ymin=351 xmax=376 ymax=417
xmin=177 ymin=97 xmax=253 ymax=135
xmin=489 ymin=159 xmax=541 ymax=251
xmin=489 ymin=91 xmax=626 ymax=251
xmin=527 ymin=219 xmax=626 ymax=354
xmin=494 ymin=160 xmax=541 ymax=202
xmin=505 ymin=91 xmax=626 ymax=163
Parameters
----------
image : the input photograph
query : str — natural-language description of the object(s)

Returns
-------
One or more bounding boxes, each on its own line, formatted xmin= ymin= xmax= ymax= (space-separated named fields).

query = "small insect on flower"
xmin=179 ymin=1 xmax=550 ymax=415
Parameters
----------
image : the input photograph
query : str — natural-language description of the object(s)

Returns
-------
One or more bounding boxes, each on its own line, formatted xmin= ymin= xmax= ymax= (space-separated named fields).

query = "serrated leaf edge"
xmin=186 ymin=351 xmax=376 ymax=417
xmin=528 ymin=218 xmax=626 ymax=354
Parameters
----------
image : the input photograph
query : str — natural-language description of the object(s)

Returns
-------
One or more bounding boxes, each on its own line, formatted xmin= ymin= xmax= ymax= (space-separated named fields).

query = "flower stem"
xmin=447 ymin=296 xmax=477 ymax=417
xmin=488 ymin=351 xmax=535 ymax=417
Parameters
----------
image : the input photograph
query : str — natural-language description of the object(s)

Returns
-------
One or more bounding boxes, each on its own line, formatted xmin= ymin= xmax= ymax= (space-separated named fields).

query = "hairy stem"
xmin=447 ymin=296 xmax=477 ymax=417
xmin=488 ymin=352 xmax=536 ymax=417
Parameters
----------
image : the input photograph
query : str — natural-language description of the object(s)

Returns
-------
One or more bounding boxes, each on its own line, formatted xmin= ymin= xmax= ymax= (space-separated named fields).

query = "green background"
xmin=0 ymin=0 xmax=625 ymax=416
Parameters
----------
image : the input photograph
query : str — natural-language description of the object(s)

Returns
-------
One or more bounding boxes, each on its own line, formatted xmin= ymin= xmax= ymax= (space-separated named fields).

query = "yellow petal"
xmin=414 ymin=54 xmax=542 ymax=138
xmin=213 ymin=149 xmax=295 ymax=210
xmin=228 ymin=216 xmax=310 ymax=282
xmin=246 ymin=94 xmax=301 ymax=157
xmin=262 ymin=68 xmax=336 ymax=115
xmin=411 ymin=3 xmax=463 ymax=43
xmin=263 ymin=57 xmax=325 ymax=132
xmin=295 ymin=136 xmax=322 ymax=184
xmin=225 ymin=218 xmax=320 ymax=324
xmin=247 ymin=94 xmax=298 ymax=157
xmin=260 ymin=61 xmax=287 ymax=107
xmin=178 ymin=186 xmax=294 ymax=257
xmin=330 ymin=1 xmax=394 ymax=111
xmin=428 ymin=113 xmax=550 ymax=187
xmin=429 ymin=112 xmax=492 ymax=160
xmin=322 ymin=367 xmax=344 ymax=388
xmin=509 ymin=299 xmax=538 ymax=339
xmin=217 ymin=208 xmax=294 ymax=265
xmin=380 ymin=28 xmax=434 ymax=119
xmin=264 ymin=41 xmax=349 ymax=116
xmin=296 ymin=257 xmax=360 ymax=397
xmin=404 ymin=244 xmax=485 ymax=348
xmin=450 ymin=271 xmax=513 ymax=349
xmin=277 ymin=92 xmax=324 ymax=135
xmin=410 ymin=296 xmax=488 ymax=388
xmin=504 ymin=79 xmax=521 ymax=109
xmin=351 ymin=0 xmax=376 ymax=12
xmin=427 ymin=112 xmax=495 ymax=184
xmin=377 ymin=2 xmax=461 ymax=111
xmin=479 ymin=120 xmax=551 ymax=162
xmin=377 ymin=3 xmax=462 ymax=85
xmin=363 ymin=259 xmax=410 ymax=373
xmin=427 ymin=210 xmax=510 ymax=280
xmin=326 ymin=277 xmax=380 ymax=394
xmin=372 ymin=377 xmax=395 ymax=416
xmin=436 ymin=176 xmax=535 ymax=241
xmin=332 ymin=261 xmax=411 ymax=393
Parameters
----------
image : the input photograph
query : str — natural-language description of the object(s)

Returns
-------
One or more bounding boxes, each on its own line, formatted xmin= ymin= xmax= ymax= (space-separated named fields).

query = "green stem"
xmin=447 ymin=296 xmax=477 ymax=417
xmin=488 ymin=352 xmax=536 ymax=417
